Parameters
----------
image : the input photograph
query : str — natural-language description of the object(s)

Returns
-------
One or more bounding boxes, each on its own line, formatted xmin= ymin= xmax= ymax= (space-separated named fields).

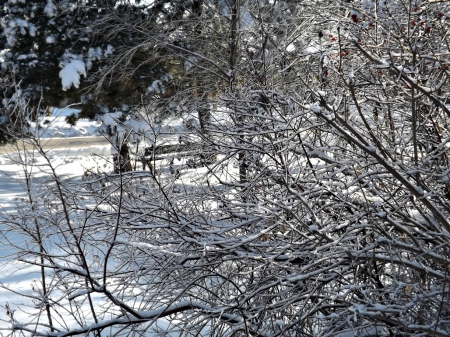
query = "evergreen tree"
xmin=0 ymin=0 xmax=183 ymax=145
xmin=2 ymin=1 xmax=84 ymax=107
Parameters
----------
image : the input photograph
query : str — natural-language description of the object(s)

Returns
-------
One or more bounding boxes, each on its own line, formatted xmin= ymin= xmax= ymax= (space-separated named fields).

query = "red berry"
xmin=411 ymin=20 xmax=416 ymax=26
xmin=425 ymin=26 xmax=431 ymax=33
xmin=439 ymin=12 xmax=444 ymax=17
xmin=332 ymin=37 xmax=337 ymax=41
xmin=351 ymin=14 xmax=359 ymax=23
xmin=414 ymin=7 xmax=418 ymax=12
xmin=420 ymin=21 xmax=425 ymax=26
xmin=340 ymin=51 xmax=346 ymax=56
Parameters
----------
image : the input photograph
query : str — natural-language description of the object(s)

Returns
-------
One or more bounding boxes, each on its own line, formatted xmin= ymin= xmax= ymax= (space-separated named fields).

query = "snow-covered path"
xmin=0 ymin=136 xmax=110 ymax=155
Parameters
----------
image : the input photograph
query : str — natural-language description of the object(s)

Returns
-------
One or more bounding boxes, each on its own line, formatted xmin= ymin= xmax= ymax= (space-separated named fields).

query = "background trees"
xmin=1 ymin=0 xmax=94 ymax=107
xmin=1 ymin=0 xmax=450 ymax=336
xmin=0 ymin=0 xmax=168 ymax=145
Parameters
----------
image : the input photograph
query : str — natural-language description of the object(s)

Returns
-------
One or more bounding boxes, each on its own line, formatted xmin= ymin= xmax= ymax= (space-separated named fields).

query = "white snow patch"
xmin=27 ymin=107 xmax=101 ymax=138
xmin=184 ymin=56 xmax=197 ymax=71
xmin=44 ymin=0 xmax=57 ymax=17
xmin=147 ymin=80 xmax=165 ymax=95
xmin=28 ymin=24 xmax=36 ymax=37
xmin=104 ymin=44 xmax=114 ymax=56
xmin=286 ymin=44 xmax=295 ymax=52
xmin=46 ymin=35 xmax=55 ymax=43
xmin=88 ymin=47 xmax=103 ymax=60
xmin=99 ymin=111 xmax=123 ymax=128
xmin=59 ymin=60 xmax=87 ymax=91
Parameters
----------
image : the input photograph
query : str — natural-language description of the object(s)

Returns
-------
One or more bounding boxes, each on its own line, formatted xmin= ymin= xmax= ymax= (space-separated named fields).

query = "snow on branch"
xmin=59 ymin=60 xmax=86 ymax=91
xmin=25 ymin=302 xmax=258 ymax=337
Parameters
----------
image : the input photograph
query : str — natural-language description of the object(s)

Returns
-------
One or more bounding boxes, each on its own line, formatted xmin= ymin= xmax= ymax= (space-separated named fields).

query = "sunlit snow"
xmin=59 ymin=59 xmax=87 ymax=90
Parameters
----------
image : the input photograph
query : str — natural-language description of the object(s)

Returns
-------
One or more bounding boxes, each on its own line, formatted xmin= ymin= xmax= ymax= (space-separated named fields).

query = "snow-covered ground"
xmin=28 ymin=106 xmax=100 ymax=138
xmin=0 ymin=106 xmax=204 ymax=335
xmin=0 ymin=107 xmax=108 ymax=332
xmin=26 ymin=106 xmax=202 ymax=140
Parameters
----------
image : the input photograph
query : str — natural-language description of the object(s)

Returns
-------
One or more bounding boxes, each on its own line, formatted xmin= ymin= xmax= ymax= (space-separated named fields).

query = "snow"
xmin=0 ymin=105 xmax=214 ymax=336
xmin=335 ymin=326 xmax=386 ymax=337
xmin=43 ymin=0 xmax=57 ymax=17
xmin=147 ymin=79 xmax=165 ymax=95
xmin=17 ymin=53 xmax=37 ymax=60
xmin=184 ymin=56 xmax=198 ymax=71
xmin=0 ymin=49 xmax=9 ymax=63
xmin=309 ymin=225 xmax=318 ymax=231
xmin=88 ymin=46 xmax=103 ymax=60
xmin=415 ymin=185 xmax=424 ymax=195
xmin=14 ymin=19 xmax=29 ymax=32
xmin=0 ymin=143 xmax=110 ymax=329
xmin=99 ymin=111 xmax=122 ymax=128
xmin=104 ymin=44 xmax=114 ymax=56
xmin=67 ymin=289 xmax=93 ymax=301
xmin=59 ymin=60 xmax=87 ymax=90
xmin=372 ymin=62 xmax=390 ymax=69
xmin=365 ymin=144 xmax=376 ymax=152
xmin=28 ymin=107 xmax=101 ymax=138
xmin=28 ymin=24 xmax=36 ymax=37
xmin=286 ymin=43 xmax=295 ymax=52
xmin=306 ymin=104 xmax=321 ymax=113
xmin=2 ymin=18 xmax=31 ymax=45
xmin=303 ymin=46 xmax=319 ymax=55
xmin=348 ymin=66 xmax=354 ymax=78
xmin=45 ymin=35 xmax=55 ymax=43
